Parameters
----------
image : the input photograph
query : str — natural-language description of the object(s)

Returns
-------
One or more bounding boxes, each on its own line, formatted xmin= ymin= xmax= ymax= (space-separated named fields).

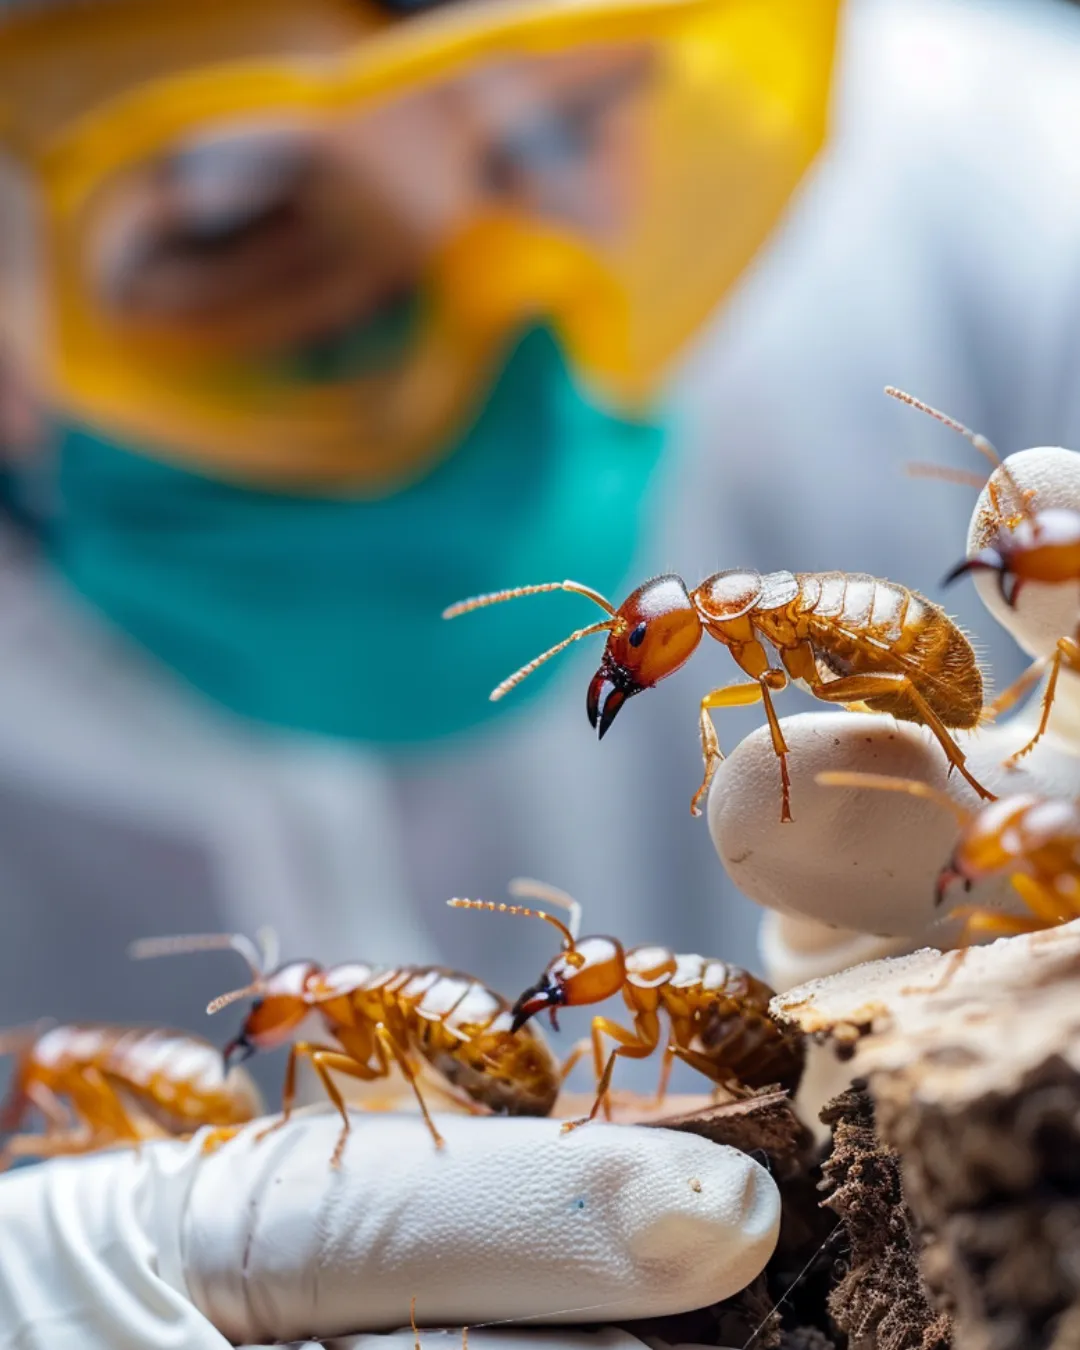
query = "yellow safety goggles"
xmin=0 ymin=0 xmax=839 ymax=491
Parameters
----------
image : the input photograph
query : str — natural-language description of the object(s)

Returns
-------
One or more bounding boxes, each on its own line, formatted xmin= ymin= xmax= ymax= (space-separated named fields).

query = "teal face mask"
xmin=41 ymin=328 xmax=666 ymax=746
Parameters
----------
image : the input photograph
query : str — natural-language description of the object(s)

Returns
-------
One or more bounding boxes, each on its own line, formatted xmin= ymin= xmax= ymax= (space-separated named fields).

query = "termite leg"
xmin=558 ymin=1038 xmax=593 ymax=1084
xmin=1004 ymin=637 xmax=1080 ymax=766
xmin=24 ymin=1080 xmax=72 ymax=1134
xmin=757 ymin=671 xmax=792 ymax=822
xmin=66 ymin=1066 xmax=144 ymax=1145
xmin=653 ymin=1042 xmax=677 ymax=1109
xmin=373 ymin=1024 xmax=445 ymax=1151
xmin=950 ymin=905 xmax=1057 ymax=938
xmin=0 ymin=1125 xmax=109 ymax=1169
xmin=690 ymin=681 xmax=767 ymax=817
xmin=1009 ymin=873 xmax=1075 ymax=926
xmin=806 ymin=672 xmax=995 ymax=802
xmin=990 ymin=479 xmax=1039 ymax=532
xmin=1 ymin=1082 xmax=102 ymax=1173
xmin=254 ymin=1041 xmax=350 ymax=1145
xmin=265 ymin=1043 xmax=391 ymax=1167
xmin=417 ymin=1068 xmax=491 ymax=1118
xmin=982 ymin=655 xmax=1048 ymax=724
xmin=560 ymin=1017 xmax=654 ymax=1133
xmin=307 ymin=1049 xmax=383 ymax=1168
xmin=668 ymin=1044 xmax=751 ymax=1100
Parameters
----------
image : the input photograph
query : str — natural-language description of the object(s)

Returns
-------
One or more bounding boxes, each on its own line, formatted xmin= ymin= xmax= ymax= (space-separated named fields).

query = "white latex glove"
xmin=0 ymin=1111 xmax=780 ymax=1350
xmin=708 ymin=446 xmax=1080 ymax=983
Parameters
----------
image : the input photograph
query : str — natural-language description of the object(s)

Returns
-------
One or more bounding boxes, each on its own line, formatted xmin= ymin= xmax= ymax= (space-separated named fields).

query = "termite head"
xmin=218 ymin=960 xmax=322 ymax=1065
xmin=884 ymin=386 xmax=1080 ymax=606
xmin=587 ymin=576 xmax=702 ymax=738
xmin=447 ymin=882 xmax=625 ymax=1032
xmin=511 ymin=935 xmax=627 ymax=1032
xmin=126 ymin=928 xmax=303 ymax=1069
xmin=441 ymin=575 xmax=700 ymax=737
xmin=946 ymin=509 xmax=1080 ymax=608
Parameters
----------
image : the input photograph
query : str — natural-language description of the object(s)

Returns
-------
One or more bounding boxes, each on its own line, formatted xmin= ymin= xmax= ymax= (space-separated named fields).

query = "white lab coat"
xmin=2 ymin=0 xmax=1079 ymax=1093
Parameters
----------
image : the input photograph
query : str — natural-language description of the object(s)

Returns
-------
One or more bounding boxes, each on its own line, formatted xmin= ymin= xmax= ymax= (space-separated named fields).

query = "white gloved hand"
xmin=708 ymin=446 xmax=1080 ymax=985
xmin=0 ymin=1111 xmax=780 ymax=1350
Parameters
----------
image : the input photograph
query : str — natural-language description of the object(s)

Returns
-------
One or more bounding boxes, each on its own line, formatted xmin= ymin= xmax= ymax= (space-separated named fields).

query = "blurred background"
xmin=0 ymin=0 xmax=1078 ymax=1100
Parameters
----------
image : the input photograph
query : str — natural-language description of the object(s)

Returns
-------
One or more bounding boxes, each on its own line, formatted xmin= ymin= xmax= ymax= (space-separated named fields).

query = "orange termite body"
xmin=446 ymin=569 xmax=990 ymax=822
xmin=0 ymin=1024 xmax=262 ymax=1169
xmin=450 ymin=891 xmax=804 ymax=1129
xmin=818 ymin=771 xmax=1080 ymax=937
xmin=205 ymin=955 xmax=560 ymax=1167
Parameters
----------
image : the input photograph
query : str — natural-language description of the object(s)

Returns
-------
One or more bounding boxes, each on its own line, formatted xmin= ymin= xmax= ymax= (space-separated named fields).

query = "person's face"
xmin=0 ymin=0 xmax=840 ymax=487
xmin=0 ymin=0 xmax=654 ymax=482
xmin=78 ymin=45 xmax=653 ymax=362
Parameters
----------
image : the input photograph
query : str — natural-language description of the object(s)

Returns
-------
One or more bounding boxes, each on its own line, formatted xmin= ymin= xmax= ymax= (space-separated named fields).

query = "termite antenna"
xmin=815 ymin=770 xmax=972 ymax=824
xmin=885 ymin=386 xmax=1003 ymax=465
xmin=490 ymin=619 xmax=619 ymax=701
xmin=443 ymin=581 xmax=625 ymax=700
xmin=905 ymin=462 xmax=990 ymax=491
xmin=207 ymin=982 xmax=264 ymax=1016
xmin=256 ymin=927 xmax=279 ymax=976
xmin=507 ymin=877 xmax=583 ymax=941
xmin=443 ymin=579 xmax=618 ymax=620
xmin=885 ymin=386 xmax=1035 ymax=525
xmin=0 ymin=1019 xmax=51 ymax=1058
xmin=447 ymin=898 xmax=577 ymax=952
xmin=128 ymin=931 xmax=268 ymax=981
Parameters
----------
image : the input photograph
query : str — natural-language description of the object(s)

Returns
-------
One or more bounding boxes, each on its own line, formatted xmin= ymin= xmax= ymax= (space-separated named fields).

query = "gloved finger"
xmin=186 ymin=1113 xmax=779 ymax=1344
xmin=708 ymin=706 xmax=1080 ymax=944
xmin=0 ymin=1108 xmax=782 ymax=1350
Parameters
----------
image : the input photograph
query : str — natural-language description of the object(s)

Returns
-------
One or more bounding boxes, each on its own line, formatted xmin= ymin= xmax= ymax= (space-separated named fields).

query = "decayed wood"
xmin=644 ymin=1089 xmax=815 ymax=1181
xmin=772 ymin=921 xmax=1080 ymax=1350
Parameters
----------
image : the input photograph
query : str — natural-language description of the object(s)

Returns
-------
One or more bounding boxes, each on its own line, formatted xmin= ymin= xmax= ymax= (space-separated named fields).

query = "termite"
xmin=0 ymin=1020 xmax=262 ymax=1170
xmin=817 ymin=770 xmax=1080 ymax=938
xmin=131 ymin=928 xmax=560 ymax=1167
xmin=892 ymin=385 xmax=1080 ymax=767
xmin=448 ymin=881 xmax=805 ymax=1131
xmin=443 ymin=564 xmax=993 ymax=823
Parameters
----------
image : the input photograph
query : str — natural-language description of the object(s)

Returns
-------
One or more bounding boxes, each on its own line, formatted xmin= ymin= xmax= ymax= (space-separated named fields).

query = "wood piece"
xmin=772 ymin=921 xmax=1080 ymax=1349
